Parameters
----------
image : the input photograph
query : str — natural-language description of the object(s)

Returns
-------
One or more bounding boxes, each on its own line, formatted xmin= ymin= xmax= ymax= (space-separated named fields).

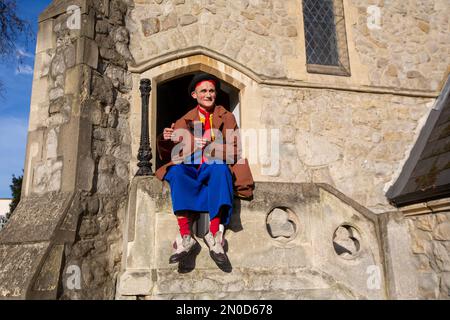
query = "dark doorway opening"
xmin=156 ymin=72 xmax=240 ymax=169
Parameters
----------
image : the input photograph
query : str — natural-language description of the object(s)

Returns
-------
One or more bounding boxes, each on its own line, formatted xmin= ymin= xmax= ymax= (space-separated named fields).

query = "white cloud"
xmin=16 ymin=48 xmax=34 ymax=59
xmin=13 ymin=48 xmax=35 ymax=76
xmin=15 ymin=64 xmax=34 ymax=75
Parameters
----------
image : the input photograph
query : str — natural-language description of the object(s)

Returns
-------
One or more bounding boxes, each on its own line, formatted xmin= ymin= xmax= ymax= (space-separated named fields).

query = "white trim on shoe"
xmin=169 ymin=234 xmax=196 ymax=264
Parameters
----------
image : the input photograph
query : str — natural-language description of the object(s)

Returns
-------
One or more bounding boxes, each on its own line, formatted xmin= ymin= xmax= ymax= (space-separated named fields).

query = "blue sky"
xmin=0 ymin=0 xmax=52 ymax=198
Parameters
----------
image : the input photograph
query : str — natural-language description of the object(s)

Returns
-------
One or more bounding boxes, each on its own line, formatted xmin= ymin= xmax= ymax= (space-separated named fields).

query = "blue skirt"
xmin=164 ymin=163 xmax=234 ymax=225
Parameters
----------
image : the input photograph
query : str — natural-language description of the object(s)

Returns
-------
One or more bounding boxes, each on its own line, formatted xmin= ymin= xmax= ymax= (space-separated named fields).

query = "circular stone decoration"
xmin=333 ymin=224 xmax=361 ymax=259
xmin=266 ymin=207 xmax=297 ymax=240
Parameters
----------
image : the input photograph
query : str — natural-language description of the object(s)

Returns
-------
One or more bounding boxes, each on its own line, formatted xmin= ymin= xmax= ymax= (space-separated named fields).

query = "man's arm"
xmin=158 ymin=119 xmax=199 ymax=163
xmin=156 ymin=122 xmax=177 ymax=162
xmin=156 ymin=133 xmax=175 ymax=161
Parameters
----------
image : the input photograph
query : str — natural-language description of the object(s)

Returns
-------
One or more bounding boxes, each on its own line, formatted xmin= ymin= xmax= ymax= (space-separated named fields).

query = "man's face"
xmin=191 ymin=81 xmax=216 ymax=111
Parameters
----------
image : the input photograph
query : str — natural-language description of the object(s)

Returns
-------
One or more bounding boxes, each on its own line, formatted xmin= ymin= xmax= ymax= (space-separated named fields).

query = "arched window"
xmin=302 ymin=0 xmax=351 ymax=76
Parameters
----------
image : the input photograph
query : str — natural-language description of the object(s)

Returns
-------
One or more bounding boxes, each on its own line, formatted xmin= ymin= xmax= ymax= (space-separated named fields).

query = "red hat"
xmin=188 ymin=73 xmax=221 ymax=95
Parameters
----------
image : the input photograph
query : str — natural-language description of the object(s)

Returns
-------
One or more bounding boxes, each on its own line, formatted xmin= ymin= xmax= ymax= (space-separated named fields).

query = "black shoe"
xmin=209 ymin=251 xmax=227 ymax=265
xmin=204 ymin=231 xmax=228 ymax=266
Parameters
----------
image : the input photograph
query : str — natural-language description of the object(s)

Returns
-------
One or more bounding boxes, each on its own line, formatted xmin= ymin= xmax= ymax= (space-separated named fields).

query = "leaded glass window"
xmin=302 ymin=0 xmax=351 ymax=76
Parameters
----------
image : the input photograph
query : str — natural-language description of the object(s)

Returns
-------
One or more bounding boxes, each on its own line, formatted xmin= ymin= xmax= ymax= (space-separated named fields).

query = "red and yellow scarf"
xmin=197 ymin=106 xmax=215 ymax=163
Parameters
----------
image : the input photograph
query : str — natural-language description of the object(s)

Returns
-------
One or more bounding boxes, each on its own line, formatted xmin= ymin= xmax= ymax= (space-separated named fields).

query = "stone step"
xmin=118 ymin=177 xmax=386 ymax=300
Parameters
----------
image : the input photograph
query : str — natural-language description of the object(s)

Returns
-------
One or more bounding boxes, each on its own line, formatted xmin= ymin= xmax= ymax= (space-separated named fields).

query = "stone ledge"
xmin=118 ymin=267 xmax=363 ymax=300
xmin=152 ymin=267 xmax=359 ymax=299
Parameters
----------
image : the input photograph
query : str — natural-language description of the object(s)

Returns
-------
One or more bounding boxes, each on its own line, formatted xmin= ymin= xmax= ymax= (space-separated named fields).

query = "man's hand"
xmin=163 ymin=123 xmax=175 ymax=141
xmin=194 ymin=137 xmax=209 ymax=150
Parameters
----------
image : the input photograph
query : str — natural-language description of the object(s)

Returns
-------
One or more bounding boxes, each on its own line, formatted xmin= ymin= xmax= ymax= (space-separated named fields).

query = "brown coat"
xmin=156 ymin=105 xmax=255 ymax=198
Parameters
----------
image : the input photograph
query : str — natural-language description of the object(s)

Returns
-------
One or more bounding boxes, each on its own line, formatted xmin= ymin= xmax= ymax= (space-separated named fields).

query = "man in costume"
xmin=156 ymin=73 xmax=254 ymax=266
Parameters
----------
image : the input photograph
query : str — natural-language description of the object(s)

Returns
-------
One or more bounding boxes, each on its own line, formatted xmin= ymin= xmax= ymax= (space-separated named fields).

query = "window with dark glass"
xmin=302 ymin=0 xmax=351 ymax=76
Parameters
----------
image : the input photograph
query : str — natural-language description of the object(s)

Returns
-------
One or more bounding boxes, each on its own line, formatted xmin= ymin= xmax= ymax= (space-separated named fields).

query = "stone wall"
xmin=60 ymin=195 xmax=127 ymax=299
xmin=350 ymin=0 xmax=450 ymax=91
xmin=128 ymin=0 xmax=449 ymax=92
xmin=56 ymin=0 xmax=134 ymax=299
xmin=258 ymin=87 xmax=434 ymax=213
xmin=130 ymin=0 xmax=298 ymax=79
xmin=407 ymin=212 xmax=450 ymax=299
xmin=129 ymin=54 xmax=434 ymax=216
xmin=0 ymin=0 xmax=135 ymax=300
xmin=125 ymin=0 xmax=448 ymax=214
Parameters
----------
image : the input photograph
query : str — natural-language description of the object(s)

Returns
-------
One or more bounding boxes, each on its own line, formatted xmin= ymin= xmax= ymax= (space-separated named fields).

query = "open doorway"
xmin=156 ymin=72 xmax=240 ymax=169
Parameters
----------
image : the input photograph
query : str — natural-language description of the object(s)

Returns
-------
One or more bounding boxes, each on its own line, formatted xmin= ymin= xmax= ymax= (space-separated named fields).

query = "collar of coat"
xmin=183 ymin=105 xmax=227 ymax=130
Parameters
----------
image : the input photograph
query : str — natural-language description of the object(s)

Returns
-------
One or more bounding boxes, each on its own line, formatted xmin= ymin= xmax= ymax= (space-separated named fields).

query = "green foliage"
xmin=0 ymin=215 xmax=7 ymax=229
xmin=6 ymin=173 xmax=22 ymax=220
xmin=0 ymin=173 xmax=21 ymax=230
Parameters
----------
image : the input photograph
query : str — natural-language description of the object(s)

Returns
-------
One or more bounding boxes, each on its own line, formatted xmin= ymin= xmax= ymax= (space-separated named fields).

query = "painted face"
xmin=191 ymin=80 xmax=216 ymax=111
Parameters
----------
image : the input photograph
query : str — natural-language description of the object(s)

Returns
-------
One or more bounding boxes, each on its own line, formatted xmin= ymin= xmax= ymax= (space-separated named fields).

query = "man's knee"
xmin=165 ymin=164 xmax=185 ymax=181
